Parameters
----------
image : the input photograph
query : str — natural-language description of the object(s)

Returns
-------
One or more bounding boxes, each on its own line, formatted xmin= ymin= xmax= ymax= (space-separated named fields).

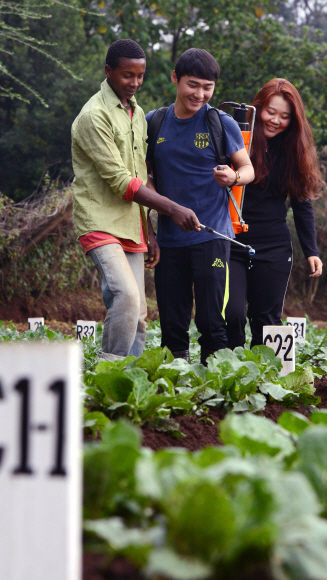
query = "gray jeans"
xmin=89 ymin=244 xmax=147 ymax=360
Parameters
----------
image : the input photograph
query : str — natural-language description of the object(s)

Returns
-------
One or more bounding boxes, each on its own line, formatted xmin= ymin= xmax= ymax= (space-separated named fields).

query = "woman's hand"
xmin=308 ymin=256 xmax=323 ymax=278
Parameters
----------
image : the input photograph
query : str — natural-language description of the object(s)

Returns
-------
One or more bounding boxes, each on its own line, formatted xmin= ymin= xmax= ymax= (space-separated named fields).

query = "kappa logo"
xmin=157 ymin=137 xmax=167 ymax=144
xmin=212 ymin=258 xmax=224 ymax=268
xmin=194 ymin=133 xmax=210 ymax=149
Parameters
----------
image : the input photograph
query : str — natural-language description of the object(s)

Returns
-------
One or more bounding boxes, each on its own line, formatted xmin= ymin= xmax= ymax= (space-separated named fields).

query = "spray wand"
xmin=199 ymin=224 xmax=255 ymax=256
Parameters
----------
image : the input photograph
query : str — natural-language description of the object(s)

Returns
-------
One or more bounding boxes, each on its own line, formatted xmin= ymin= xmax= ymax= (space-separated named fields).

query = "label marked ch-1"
xmin=0 ymin=342 xmax=82 ymax=580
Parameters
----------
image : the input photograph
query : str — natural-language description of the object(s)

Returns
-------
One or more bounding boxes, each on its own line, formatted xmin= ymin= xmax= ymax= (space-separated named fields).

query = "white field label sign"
xmin=263 ymin=325 xmax=295 ymax=377
xmin=76 ymin=320 xmax=96 ymax=341
xmin=0 ymin=343 xmax=82 ymax=580
xmin=28 ymin=317 xmax=44 ymax=331
xmin=286 ymin=317 xmax=306 ymax=344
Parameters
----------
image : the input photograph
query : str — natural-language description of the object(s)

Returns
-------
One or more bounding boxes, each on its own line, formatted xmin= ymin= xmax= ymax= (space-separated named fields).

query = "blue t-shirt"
xmin=146 ymin=103 xmax=244 ymax=247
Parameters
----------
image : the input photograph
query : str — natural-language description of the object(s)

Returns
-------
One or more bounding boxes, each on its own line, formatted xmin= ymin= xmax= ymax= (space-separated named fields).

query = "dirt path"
xmin=0 ymin=268 xmax=326 ymax=327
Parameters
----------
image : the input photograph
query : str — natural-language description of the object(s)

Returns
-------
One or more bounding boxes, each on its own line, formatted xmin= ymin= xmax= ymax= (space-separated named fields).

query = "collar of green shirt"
xmin=101 ymin=79 xmax=137 ymax=113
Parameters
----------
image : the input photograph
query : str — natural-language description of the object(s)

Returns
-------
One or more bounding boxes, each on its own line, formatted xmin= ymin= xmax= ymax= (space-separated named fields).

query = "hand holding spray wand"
xmin=199 ymin=224 xmax=255 ymax=256
xmin=200 ymin=159 xmax=256 ymax=257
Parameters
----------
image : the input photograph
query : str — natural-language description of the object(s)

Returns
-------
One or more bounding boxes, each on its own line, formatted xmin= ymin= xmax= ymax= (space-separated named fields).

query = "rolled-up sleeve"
xmin=75 ymin=111 xmax=132 ymax=198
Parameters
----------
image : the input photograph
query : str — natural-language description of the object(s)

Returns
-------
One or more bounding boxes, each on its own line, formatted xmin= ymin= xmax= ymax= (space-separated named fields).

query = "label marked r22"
xmin=263 ymin=326 xmax=295 ymax=377
xmin=76 ymin=320 xmax=96 ymax=341
xmin=286 ymin=317 xmax=306 ymax=344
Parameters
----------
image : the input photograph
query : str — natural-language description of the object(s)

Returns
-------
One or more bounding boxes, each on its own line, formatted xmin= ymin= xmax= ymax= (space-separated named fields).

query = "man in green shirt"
xmin=72 ymin=39 xmax=200 ymax=361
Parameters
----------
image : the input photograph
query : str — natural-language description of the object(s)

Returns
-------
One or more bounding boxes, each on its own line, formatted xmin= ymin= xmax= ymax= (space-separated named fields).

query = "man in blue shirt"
xmin=146 ymin=48 xmax=254 ymax=364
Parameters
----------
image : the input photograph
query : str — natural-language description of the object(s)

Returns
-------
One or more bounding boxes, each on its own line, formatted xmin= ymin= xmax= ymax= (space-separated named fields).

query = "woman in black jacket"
xmin=226 ymin=78 xmax=323 ymax=349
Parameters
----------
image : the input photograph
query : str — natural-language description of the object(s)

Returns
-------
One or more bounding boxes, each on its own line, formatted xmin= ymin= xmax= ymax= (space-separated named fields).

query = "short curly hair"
xmin=106 ymin=39 xmax=146 ymax=69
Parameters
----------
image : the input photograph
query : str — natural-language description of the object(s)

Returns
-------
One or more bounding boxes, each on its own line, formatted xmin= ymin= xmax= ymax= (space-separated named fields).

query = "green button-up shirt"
xmin=72 ymin=80 xmax=148 ymax=242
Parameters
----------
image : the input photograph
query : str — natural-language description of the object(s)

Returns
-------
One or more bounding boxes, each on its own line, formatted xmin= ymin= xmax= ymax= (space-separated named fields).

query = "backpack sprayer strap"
xmin=205 ymin=107 xmax=246 ymax=229
xmin=146 ymin=107 xmax=168 ymax=188
xmin=226 ymin=186 xmax=246 ymax=227
xmin=205 ymin=108 xmax=228 ymax=165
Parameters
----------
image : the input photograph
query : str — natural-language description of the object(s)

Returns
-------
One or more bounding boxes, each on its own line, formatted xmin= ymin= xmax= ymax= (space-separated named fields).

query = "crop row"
xmin=1 ymin=319 xmax=327 ymax=579
xmin=84 ymin=411 xmax=327 ymax=580
xmin=1 ymin=319 xmax=327 ymax=433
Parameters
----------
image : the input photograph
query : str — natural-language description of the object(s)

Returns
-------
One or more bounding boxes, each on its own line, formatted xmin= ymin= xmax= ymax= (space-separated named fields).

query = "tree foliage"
xmin=278 ymin=0 xmax=327 ymax=40
xmin=0 ymin=0 xmax=104 ymax=198
xmin=1 ymin=0 xmax=327 ymax=199
xmin=81 ymin=0 xmax=327 ymax=140
xmin=0 ymin=0 xmax=85 ymax=104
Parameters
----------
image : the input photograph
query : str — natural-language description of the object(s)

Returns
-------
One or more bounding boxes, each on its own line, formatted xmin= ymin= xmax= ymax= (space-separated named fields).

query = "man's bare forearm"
xmin=133 ymin=184 xmax=176 ymax=216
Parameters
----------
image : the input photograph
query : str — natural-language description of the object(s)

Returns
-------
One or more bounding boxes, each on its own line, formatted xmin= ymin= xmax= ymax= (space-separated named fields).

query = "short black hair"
xmin=106 ymin=39 xmax=146 ymax=69
xmin=175 ymin=48 xmax=219 ymax=82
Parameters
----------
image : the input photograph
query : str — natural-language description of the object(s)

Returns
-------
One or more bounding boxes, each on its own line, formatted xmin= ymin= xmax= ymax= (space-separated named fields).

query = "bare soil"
xmin=0 ymin=270 xmax=159 ymax=325
xmin=83 ymin=554 xmax=142 ymax=580
xmin=0 ymin=267 xmax=326 ymax=328
xmin=282 ymin=296 xmax=327 ymax=328
xmin=141 ymin=377 xmax=327 ymax=451
xmin=83 ymin=555 xmax=271 ymax=580
xmin=0 ymin=289 xmax=106 ymax=326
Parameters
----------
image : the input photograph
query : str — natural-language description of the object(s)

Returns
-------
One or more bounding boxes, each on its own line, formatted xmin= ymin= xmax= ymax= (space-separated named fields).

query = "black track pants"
xmin=155 ymin=239 xmax=230 ymax=352
xmin=225 ymin=240 xmax=293 ymax=349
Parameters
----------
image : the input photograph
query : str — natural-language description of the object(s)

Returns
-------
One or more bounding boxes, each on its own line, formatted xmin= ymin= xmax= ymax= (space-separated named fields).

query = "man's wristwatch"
xmin=232 ymin=170 xmax=241 ymax=186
